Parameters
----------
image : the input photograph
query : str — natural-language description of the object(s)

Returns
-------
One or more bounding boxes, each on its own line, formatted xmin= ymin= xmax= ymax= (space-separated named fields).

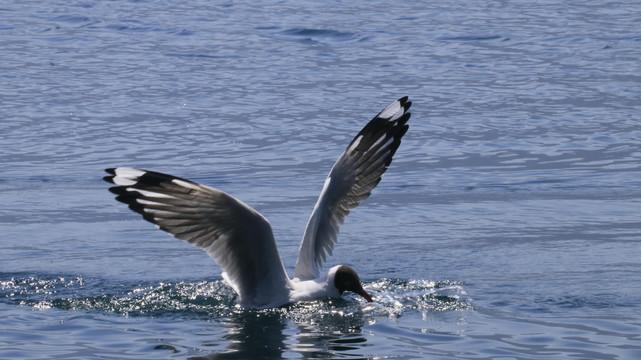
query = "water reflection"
xmin=288 ymin=303 xmax=371 ymax=359
xmin=190 ymin=311 xmax=286 ymax=359
xmin=191 ymin=303 xmax=371 ymax=359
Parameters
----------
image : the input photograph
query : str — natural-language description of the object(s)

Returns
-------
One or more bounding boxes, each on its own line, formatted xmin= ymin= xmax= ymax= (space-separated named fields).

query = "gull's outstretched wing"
xmin=294 ymin=97 xmax=411 ymax=280
xmin=104 ymin=168 xmax=290 ymax=307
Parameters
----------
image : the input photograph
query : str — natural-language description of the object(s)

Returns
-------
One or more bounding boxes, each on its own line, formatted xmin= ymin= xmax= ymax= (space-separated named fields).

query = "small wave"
xmin=280 ymin=28 xmax=360 ymax=42
xmin=438 ymin=35 xmax=505 ymax=41
xmin=48 ymin=15 xmax=91 ymax=24
xmin=538 ymin=294 xmax=636 ymax=311
xmin=165 ymin=53 xmax=243 ymax=60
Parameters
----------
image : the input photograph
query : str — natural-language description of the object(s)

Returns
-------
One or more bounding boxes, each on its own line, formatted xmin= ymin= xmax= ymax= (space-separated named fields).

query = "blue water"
xmin=2 ymin=0 xmax=641 ymax=358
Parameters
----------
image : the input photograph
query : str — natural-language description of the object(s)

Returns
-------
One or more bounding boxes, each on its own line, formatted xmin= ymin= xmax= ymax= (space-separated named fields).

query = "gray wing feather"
xmin=104 ymin=168 xmax=290 ymax=306
xmin=294 ymin=97 xmax=411 ymax=280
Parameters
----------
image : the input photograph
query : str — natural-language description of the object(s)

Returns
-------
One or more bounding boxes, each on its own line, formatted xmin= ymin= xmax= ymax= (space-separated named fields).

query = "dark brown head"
xmin=333 ymin=265 xmax=373 ymax=302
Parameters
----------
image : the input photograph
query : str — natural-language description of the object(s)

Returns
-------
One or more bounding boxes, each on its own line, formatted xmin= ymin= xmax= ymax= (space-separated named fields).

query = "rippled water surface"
xmin=2 ymin=0 xmax=641 ymax=359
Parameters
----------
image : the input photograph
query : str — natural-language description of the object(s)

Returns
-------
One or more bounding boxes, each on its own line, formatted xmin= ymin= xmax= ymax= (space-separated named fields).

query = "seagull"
xmin=104 ymin=96 xmax=411 ymax=308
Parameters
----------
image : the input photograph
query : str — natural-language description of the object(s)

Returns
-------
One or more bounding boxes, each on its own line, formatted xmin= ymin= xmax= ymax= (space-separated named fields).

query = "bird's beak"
xmin=356 ymin=288 xmax=374 ymax=302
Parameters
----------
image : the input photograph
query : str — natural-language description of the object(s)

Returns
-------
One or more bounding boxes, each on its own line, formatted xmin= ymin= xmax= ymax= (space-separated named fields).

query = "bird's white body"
xmin=219 ymin=266 xmax=342 ymax=308
xmin=105 ymin=97 xmax=412 ymax=308
xmin=288 ymin=266 xmax=342 ymax=304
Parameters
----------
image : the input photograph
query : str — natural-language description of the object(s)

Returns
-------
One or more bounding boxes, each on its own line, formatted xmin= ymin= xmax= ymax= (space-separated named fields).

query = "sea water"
xmin=1 ymin=0 xmax=640 ymax=358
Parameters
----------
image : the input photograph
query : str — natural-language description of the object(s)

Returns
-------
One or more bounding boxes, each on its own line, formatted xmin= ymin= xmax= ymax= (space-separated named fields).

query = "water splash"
xmin=366 ymin=279 xmax=472 ymax=318
xmin=1 ymin=275 xmax=470 ymax=321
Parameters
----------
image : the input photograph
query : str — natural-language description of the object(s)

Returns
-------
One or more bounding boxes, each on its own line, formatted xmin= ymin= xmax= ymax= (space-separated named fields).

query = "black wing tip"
xmin=137 ymin=169 xmax=195 ymax=188
xmin=109 ymin=187 xmax=147 ymax=216
xmin=398 ymin=96 xmax=411 ymax=111
xmin=104 ymin=167 xmax=191 ymax=188
xmin=347 ymin=98 xmax=412 ymax=153
xmin=397 ymin=112 xmax=411 ymax=126
xmin=103 ymin=168 xmax=117 ymax=184
xmin=398 ymin=97 xmax=412 ymax=121
xmin=108 ymin=185 xmax=127 ymax=195
xmin=379 ymin=97 xmax=411 ymax=123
